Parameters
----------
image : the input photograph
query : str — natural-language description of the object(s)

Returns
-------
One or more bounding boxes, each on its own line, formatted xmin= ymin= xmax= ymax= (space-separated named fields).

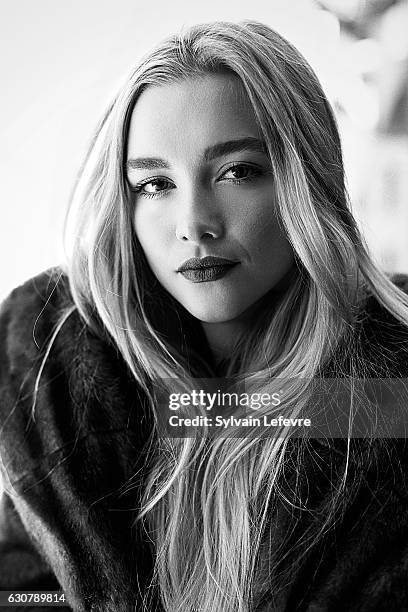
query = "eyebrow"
xmin=126 ymin=137 xmax=268 ymax=171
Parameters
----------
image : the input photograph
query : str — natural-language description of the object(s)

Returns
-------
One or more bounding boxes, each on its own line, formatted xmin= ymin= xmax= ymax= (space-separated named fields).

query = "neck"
xmin=201 ymin=319 xmax=247 ymax=365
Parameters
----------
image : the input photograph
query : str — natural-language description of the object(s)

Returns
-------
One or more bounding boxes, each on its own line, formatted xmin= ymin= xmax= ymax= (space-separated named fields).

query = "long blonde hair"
xmin=64 ymin=21 xmax=408 ymax=611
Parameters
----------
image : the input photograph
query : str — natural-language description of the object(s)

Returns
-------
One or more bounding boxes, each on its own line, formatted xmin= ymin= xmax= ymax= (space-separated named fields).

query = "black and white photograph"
xmin=1 ymin=1 xmax=408 ymax=610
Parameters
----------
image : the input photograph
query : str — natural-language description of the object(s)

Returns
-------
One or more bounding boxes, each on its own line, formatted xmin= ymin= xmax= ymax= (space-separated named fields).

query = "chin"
xmin=183 ymin=302 xmax=247 ymax=324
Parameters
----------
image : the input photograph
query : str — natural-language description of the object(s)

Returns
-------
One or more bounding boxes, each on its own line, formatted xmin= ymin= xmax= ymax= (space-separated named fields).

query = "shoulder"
xmin=390 ymin=272 xmax=408 ymax=294
xmin=0 ymin=267 xmax=74 ymax=370
xmin=357 ymin=273 xmax=408 ymax=377
xmin=0 ymin=266 xmax=123 ymax=382
xmin=0 ymin=268 xmax=149 ymax=485
xmin=0 ymin=268 xmax=91 ymax=419
xmin=0 ymin=265 xmax=138 ymax=403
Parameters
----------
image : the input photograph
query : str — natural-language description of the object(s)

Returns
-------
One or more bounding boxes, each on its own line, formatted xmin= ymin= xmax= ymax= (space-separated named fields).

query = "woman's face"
xmin=126 ymin=74 xmax=294 ymax=324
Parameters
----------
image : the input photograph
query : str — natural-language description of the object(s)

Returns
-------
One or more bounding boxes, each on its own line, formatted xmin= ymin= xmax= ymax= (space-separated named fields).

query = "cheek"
xmin=237 ymin=198 xmax=292 ymax=262
xmin=133 ymin=209 xmax=170 ymax=264
xmin=257 ymin=218 xmax=289 ymax=255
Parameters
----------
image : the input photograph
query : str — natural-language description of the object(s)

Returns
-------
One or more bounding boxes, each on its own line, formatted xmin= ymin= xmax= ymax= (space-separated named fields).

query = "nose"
xmin=175 ymin=187 xmax=223 ymax=243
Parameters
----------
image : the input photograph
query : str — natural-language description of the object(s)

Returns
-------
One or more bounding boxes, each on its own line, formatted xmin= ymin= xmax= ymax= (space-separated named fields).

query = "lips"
xmin=177 ymin=256 xmax=239 ymax=283
xmin=177 ymin=256 xmax=237 ymax=272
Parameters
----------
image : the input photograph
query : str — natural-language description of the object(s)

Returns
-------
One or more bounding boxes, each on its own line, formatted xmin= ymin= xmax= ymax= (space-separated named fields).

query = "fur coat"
xmin=1 ymin=268 xmax=408 ymax=611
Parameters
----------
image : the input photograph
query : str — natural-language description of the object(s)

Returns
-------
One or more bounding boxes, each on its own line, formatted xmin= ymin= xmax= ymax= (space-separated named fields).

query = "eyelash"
xmin=130 ymin=164 xmax=264 ymax=200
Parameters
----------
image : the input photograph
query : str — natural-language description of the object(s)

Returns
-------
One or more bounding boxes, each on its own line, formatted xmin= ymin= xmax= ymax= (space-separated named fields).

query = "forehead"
xmin=126 ymin=74 xmax=262 ymax=159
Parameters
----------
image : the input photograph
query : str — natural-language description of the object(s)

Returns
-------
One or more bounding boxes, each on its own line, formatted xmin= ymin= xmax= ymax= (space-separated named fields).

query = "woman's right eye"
xmin=133 ymin=178 xmax=175 ymax=199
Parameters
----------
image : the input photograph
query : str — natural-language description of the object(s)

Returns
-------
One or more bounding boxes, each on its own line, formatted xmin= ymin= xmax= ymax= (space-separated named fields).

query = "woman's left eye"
xmin=219 ymin=164 xmax=262 ymax=183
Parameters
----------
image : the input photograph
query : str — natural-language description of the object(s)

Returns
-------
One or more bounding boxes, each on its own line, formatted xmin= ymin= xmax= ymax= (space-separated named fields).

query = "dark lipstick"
xmin=177 ymin=256 xmax=239 ymax=283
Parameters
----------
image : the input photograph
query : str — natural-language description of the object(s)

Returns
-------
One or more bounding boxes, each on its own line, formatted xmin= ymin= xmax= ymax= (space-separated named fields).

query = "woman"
xmin=1 ymin=20 xmax=408 ymax=612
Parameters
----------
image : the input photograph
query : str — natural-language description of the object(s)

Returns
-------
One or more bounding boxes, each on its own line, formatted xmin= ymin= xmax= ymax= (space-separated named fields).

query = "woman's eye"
xmin=134 ymin=178 xmax=174 ymax=198
xmin=220 ymin=164 xmax=261 ymax=183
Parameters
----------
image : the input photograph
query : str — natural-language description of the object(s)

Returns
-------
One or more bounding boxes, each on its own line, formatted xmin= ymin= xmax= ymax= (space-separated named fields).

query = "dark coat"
xmin=1 ymin=268 xmax=408 ymax=611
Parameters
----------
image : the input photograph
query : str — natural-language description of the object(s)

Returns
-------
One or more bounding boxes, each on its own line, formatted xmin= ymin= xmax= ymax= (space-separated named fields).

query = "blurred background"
xmin=0 ymin=0 xmax=407 ymax=301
